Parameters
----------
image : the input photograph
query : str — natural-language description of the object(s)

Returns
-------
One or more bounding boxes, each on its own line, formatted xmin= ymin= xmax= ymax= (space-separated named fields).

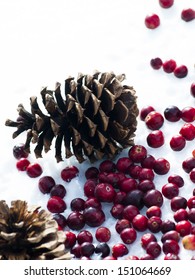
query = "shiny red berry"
xmin=146 ymin=241 xmax=161 ymax=259
xmin=168 ymin=174 xmax=184 ymax=188
xmin=83 ymin=207 xmax=105 ymax=227
xmin=128 ymin=145 xmax=147 ymax=163
xmin=38 ymin=176 xmax=56 ymax=194
xmin=77 ymin=230 xmax=93 ymax=245
xmin=163 ymin=59 xmax=177 ymax=73
xmin=112 ymin=243 xmax=129 ymax=258
xmin=150 ymin=57 xmax=163 ymax=70
xmin=162 ymin=183 xmax=179 ymax=199
xmin=140 ymin=106 xmax=155 ymax=120
xmin=190 ymin=83 xmax=195 ymax=97
xmin=181 ymin=107 xmax=195 ymax=122
xmin=95 ymin=227 xmax=111 ymax=242
xmin=16 ymin=158 xmax=30 ymax=171
xmin=120 ymin=228 xmax=137 ymax=244
xmin=179 ymin=123 xmax=195 ymax=140
xmin=145 ymin=111 xmax=164 ymax=130
xmin=67 ymin=211 xmax=85 ymax=230
xmin=61 ymin=165 xmax=79 ymax=182
xmin=174 ymin=65 xmax=188 ymax=78
xmin=132 ymin=214 xmax=148 ymax=232
xmin=145 ymin=14 xmax=160 ymax=29
xmin=64 ymin=231 xmax=77 ymax=248
xmin=47 ymin=196 xmax=67 ymax=213
xmin=153 ymin=158 xmax=170 ymax=175
xmin=94 ymin=183 xmax=116 ymax=203
xmin=26 ymin=162 xmax=43 ymax=178
xmin=164 ymin=105 xmax=181 ymax=122
xmin=147 ymin=130 xmax=164 ymax=148
xmin=170 ymin=134 xmax=186 ymax=151
xmin=115 ymin=219 xmax=131 ymax=234
xmin=141 ymin=233 xmax=157 ymax=249
xmin=175 ymin=220 xmax=192 ymax=237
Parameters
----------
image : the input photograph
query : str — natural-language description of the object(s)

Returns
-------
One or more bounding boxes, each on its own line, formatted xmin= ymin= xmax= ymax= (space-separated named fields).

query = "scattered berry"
xmin=153 ymin=158 xmax=170 ymax=175
xmin=159 ymin=0 xmax=174 ymax=9
xmin=179 ymin=123 xmax=195 ymax=140
xmin=38 ymin=176 xmax=55 ymax=194
xmin=16 ymin=158 xmax=30 ymax=171
xmin=67 ymin=211 xmax=85 ymax=230
xmin=181 ymin=107 xmax=195 ymax=122
xmin=120 ymin=228 xmax=137 ymax=244
xmin=150 ymin=57 xmax=163 ymax=70
xmin=170 ymin=134 xmax=186 ymax=151
xmin=13 ymin=143 xmax=28 ymax=159
xmin=163 ymin=59 xmax=177 ymax=73
xmin=83 ymin=207 xmax=105 ymax=227
xmin=140 ymin=106 xmax=155 ymax=120
xmin=147 ymin=130 xmax=164 ymax=148
xmin=164 ymin=105 xmax=181 ymax=122
xmin=61 ymin=165 xmax=79 ymax=182
xmin=145 ymin=14 xmax=160 ymax=29
xmin=47 ymin=196 xmax=67 ymax=213
xmin=95 ymin=227 xmax=111 ymax=242
xmin=112 ymin=243 xmax=129 ymax=258
xmin=146 ymin=241 xmax=161 ymax=259
xmin=26 ymin=162 xmax=43 ymax=178
xmin=181 ymin=8 xmax=195 ymax=22
xmin=174 ymin=65 xmax=188 ymax=78
xmin=145 ymin=111 xmax=164 ymax=130
xmin=128 ymin=145 xmax=147 ymax=163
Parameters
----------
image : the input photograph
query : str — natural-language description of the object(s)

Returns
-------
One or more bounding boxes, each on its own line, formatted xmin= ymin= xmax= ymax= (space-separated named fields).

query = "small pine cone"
xmin=5 ymin=71 xmax=139 ymax=163
xmin=0 ymin=200 xmax=71 ymax=260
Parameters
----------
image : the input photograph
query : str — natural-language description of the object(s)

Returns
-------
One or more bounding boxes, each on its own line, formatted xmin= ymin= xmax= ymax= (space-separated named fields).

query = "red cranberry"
xmin=128 ymin=165 xmax=142 ymax=179
xmin=106 ymin=172 xmax=121 ymax=187
xmin=126 ymin=255 xmax=139 ymax=260
xmin=71 ymin=244 xmax=82 ymax=258
xmin=95 ymin=243 xmax=110 ymax=258
xmin=84 ymin=179 xmax=97 ymax=197
xmin=187 ymin=196 xmax=195 ymax=209
xmin=159 ymin=0 xmax=174 ymax=8
xmin=99 ymin=159 xmax=116 ymax=173
xmin=115 ymin=219 xmax=131 ymax=234
xmin=94 ymin=183 xmax=116 ymax=202
xmin=140 ymin=106 xmax=155 ymax=120
xmin=53 ymin=213 xmax=67 ymax=228
xmin=188 ymin=208 xmax=195 ymax=223
xmin=170 ymin=134 xmax=186 ymax=151
xmin=180 ymin=123 xmax=195 ymax=140
xmin=119 ymin=178 xmax=138 ymax=193
xmin=162 ymin=183 xmax=179 ymax=199
xmin=181 ymin=107 xmax=195 ymax=122
xmin=162 ymin=239 xmax=180 ymax=255
xmin=181 ymin=8 xmax=195 ymax=22
xmin=161 ymin=219 xmax=176 ymax=233
xmin=16 ymin=158 xmax=30 ymax=171
xmin=146 ymin=206 xmax=162 ymax=218
xmin=150 ymin=57 xmax=163 ymax=70
xmin=47 ymin=196 xmax=66 ymax=213
xmin=123 ymin=189 xmax=144 ymax=210
xmin=161 ymin=230 xmax=180 ymax=243
xmin=123 ymin=205 xmax=140 ymax=222
xmin=110 ymin=204 xmax=124 ymax=219
xmin=171 ymin=196 xmax=187 ymax=211
xmin=141 ymin=154 xmax=155 ymax=169
xmin=116 ymin=157 xmax=133 ymax=173
xmin=147 ymin=216 xmax=162 ymax=233
xmin=190 ymin=168 xmax=195 ymax=183
xmin=26 ymin=162 xmax=43 ymax=178
xmin=84 ymin=197 xmax=102 ymax=209
xmin=145 ymin=14 xmax=160 ymax=29
xmin=138 ymin=179 xmax=155 ymax=193
xmin=153 ymin=158 xmax=170 ymax=175
xmin=61 ymin=165 xmax=79 ymax=182
xmin=70 ymin=198 xmax=85 ymax=211
xmin=128 ymin=145 xmax=147 ymax=163
xmin=168 ymin=174 xmax=184 ymax=188
xmin=164 ymin=105 xmax=181 ymax=122
xmin=190 ymin=83 xmax=195 ymax=98
xmin=174 ymin=65 xmax=188 ymax=78
xmin=146 ymin=241 xmax=161 ymax=259
xmin=164 ymin=253 xmax=180 ymax=260
xmin=64 ymin=231 xmax=77 ymax=248
xmin=174 ymin=208 xmax=188 ymax=222
xmin=85 ymin=167 xmax=99 ymax=179
xmin=80 ymin=242 xmax=95 ymax=257
xmin=67 ymin=211 xmax=85 ymax=230
xmin=112 ymin=243 xmax=129 ymax=258
xmin=113 ymin=191 xmax=126 ymax=204
xmin=141 ymin=233 xmax=157 ymax=249
xmin=83 ymin=207 xmax=105 ymax=227
xmin=145 ymin=111 xmax=164 ymax=130
xmin=50 ymin=184 xmax=66 ymax=198
xmin=140 ymin=254 xmax=154 ymax=260
xmin=143 ymin=189 xmax=164 ymax=208
xmin=13 ymin=143 xmax=28 ymax=159
xmin=138 ymin=168 xmax=155 ymax=181
xmin=163 ymin=59 xmax=177 ymax=73
xmin=120 ymin=228 xmax=137 ymax=244
xmin=77 ymin=230 xmax=93 ymax=244
xmin=147 ymin=130 xmax=164 ymax=148
xmin=103 ymin=256 xmax=117 ymax=260
xmin=95 ymin=227 xmax=111 ymax=242
xmin=182 ymin=157 xmax=195 ymax=173
xmin=132 ymin=214 xmax=148 ymax=232
xmin=175 ymin=220 xmax=192 ymax=237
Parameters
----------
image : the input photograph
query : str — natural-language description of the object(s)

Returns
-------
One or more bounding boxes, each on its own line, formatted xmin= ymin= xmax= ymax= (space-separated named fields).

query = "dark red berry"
xmin=170 ymin=196 xmax=187 ymax=212
xmin=145 ymin=14 xmax=160 ymax=29
xmin=84 ymin=179 xmax=97 ymax=198
xmin=71 ymin=244 xmax=82 ymax=258
xmin=161 ymin=219 xmax=176 ymax=233
xmin=163 ymin=59 xmax=177 ymax=73
xmin=47 ymin=196 xmax=67 ymax=213
xmin=141 ymin=154 xmax=155 ymax=169
xmin=99 ymin=159 xmax=116 ymax=173
xmin=145 ymin=111 xmax=164 ymax=130
xmin=181 ymin=107 xmax=195 ymax=122
xmin=119 ymin=178 xmax=138 ymax=193
xmin=159 ymin=0 xmax=174 ymax=8
xmin=182 ymin=157 xmax=195 ymax=173
xmin=190 ymin=83 xmax=195 ymax=97
xmin=180 ymin=123 xmax=195 ymax=140
xmin=13 ymin=143 xmax=28 ymax=159
xmin=112 ymin=243 xmax=129 ymax=258
xmin=64 ymin=231 xmax=77 ymax=248
xmin=143 ymin=189 xmax=164 ymax=208
xmin=26 ymin=162 xmax=43 ymax=178
xmin=174 ymin=65 xmax=188 ymax=78
xmin=150 ymin=57 xmax=163 ymax=70
xmin=146 ymin=241 xmax=161 ymax=259
xmin=141 ymin=233 xmax=157 ymax=249
xmin=67 ymin=211 xmax=85 ymax=230
xmin=181 ymin=8 xmax=195 ymax=22
xmin=85 ymin=167 xmax=99 ymax=179
xmin=146 ymin=206 xmax=162 ymax=218
xmin=128 ymin=145 xmax=147 ymax=163
xmin=110 ymin=204 xmax=124 ymax=219
xmin=80 ymin=242 xmax=95 ymax=257
xmin=70 ymin=198 xmax=85 ymax=211
xmin=162 ymin=183 xmax=179 ymax=199
xmin=164 ymin=105 xmax=181 ymax=122
xmin=77 ymin=230 xmax=93 ymax=245
xmin=123 ymin=189 xmax=144 ymax=210
xmin=38 ymin=176 xmax=56 ymax=194
xmin=147 ymin=130 xmax=164 ymax=148
xmin=170 ymin=134 xmax=186 ymax=151
xmin=138 ymin=168 xmax=155 ymax=181
xmin=147 ymin=216 xmax=162 ymax=233
xmin=50 ymin=184 xmax=66 ymax=198
xmin=113 ymin=191 xmax=126 ymax=204
xmin=95 ymin=243 xmax=110 ymax=258
xmin=83 ymin=207 xmax=105 ymax=227
xmin=120 ymin=228 xmax=137 ymax=244
xmin=175 ymin=220 xmax=192 ymax=237
xmin=84 ymin=197 xmax=102 ymax=209
xmin=95 ymin=227 xmax=111 ymax=242
xmin=161 ymin=230 xmax=180 ymax=243
xmin=162 ymin=239 xmax=180 ymax=255
xmin=128 ymin=165 xmax=142 ymax=179
xmin=132 ymin=214 xmax=148 ymax=232
xmin=116 ymin=157 xmax=133 ymax=173
xmin=153 ymin=158 xmax=170 ymax=175
xmin=190 ymin=168 xmax=195 ymax=183
xmin=168 ymin=174 xmax=184 ymax=188
xmin=61 ymin=166 xmax=79 ymax=182
xmin=94 ymin=183 xmax=116 ymax=203
xmin=187 ymin=196 xmax=195 ymax=209
xmin=123 ymin=205 xmax=140 ymax=222
xmin=140 ymin=106 xmax=155 ymax=120
xmin=115 ymin=219 xmax=131 ymax=234
xmin=174 ymin=208 xmax=188 ymax=222
xmin=138 ymin=179 xmax=155 ymax=193
xmin=16 ymin=158 xmax=30 ymax=171
xmin=188 ymin=208 xmax=195 ymax=223
xmin=53 ymin=213 xmax=67 ymax=229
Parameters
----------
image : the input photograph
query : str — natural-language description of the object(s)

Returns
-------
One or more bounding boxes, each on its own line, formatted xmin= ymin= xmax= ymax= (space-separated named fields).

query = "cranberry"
xmin=170 ymin=134 xmax=186 ymax=151
xmin=138 ymin=168 xmax=155 ymax=181
xmin=85 ymin=167 xmax=99 ymax=179
xmin=84 ymin=179 xmax=97 ymax=197
xmin=16 ymin=158 xmax=30 ymax=171
xmin=113 ymin=191 xmax=126 ymax=204
xmin=140 ymin=106 xmax=155 ymax=120
xmin=94 ymin=183 xmax=116 ymax=202
xmin=146 ymin=206 xmax=162 ymax=218
xmin=145 ymin=14 xmax=160 ymax=29
xmin=174 ymin=209 xmax=188 ymax=222
xmin=26 ymin=162 xmax=43 ymax=178
xmin=70 ymin=198 xmax=85 ymax=211
xmin=174 ymin=65 xmax=188 ymax=78
xmin=163 ymin=59 xmax=177 ymax=73
xmin=116 ymin=157 xmax=133 ymax=173
xmin=50 ymin=184 xmax=66 ymax=198
xmin=164 ymin=105 xmax=181 ymax=122
xmin=153 ymin=157 xmax=170 ymax=175
xmin=141 ymin=154 xmax=155 ymax=169
xmin=150 ymin=57 xmax=163 ymax=70
xmin=13 ymin=143 xmax=28 ymax=159
xmin=71 ymin=244 xmax=82 ymax=258
xmin=95 ymin=243 xmax=110 ymax=258
xmin=143 ymin=189 xmax=164 ymax=208
xmin=187 ymin=196 xmax=195 ymax=209
xmin=128 ymin=165 xmax=142 ymax=179
xmin=138 ymin=179 xmax=155 ymax=193
xmin=168 ymin=174 xmax=184 ymax=188
xmin=123 ymin=189 xmax=144 ymax=210
xmin=170 ymin=196 xmax=187 ymax=211
xmin=80 ymin=242 xmax=95 ymax=257
xmin=190 ymin=168 xmax=195 ymax=183
xmin=119 ymin=178 xmax=138 ymax=193
xmin=182 ymin=157 xmax=195 ymax=173
xmin=112 ymin=243 xmax=129 ymax=258
xmin=99 ymin=159 xmax=116 ymax=173
xmin=159 ymin=0 xmax=174 ymax=8
xmin=181 ymin=8 xmax=195 ymax=22
xmin=164 ymin=253 xmax=180 ymax=260
xmin=161 ymin=219 xmax=176 ymax=233
xmin=84 ymin=197 xmax=102 ymax=209
xmin=162 ymin=239 xmax=180 ymax=255
xmin=162 ymin=183 xmax=179 ymax=199
xmin=147 ymin=216 xmax=162 ymax=233
xmin=106 ymin=172 xmax=121 ymax=187
xmin=53 ymin=213 xmax=67 ymax=228
xmin=146 ymin=241 xmax=161 ymax=259
xmin=83 ymin=207 xmax=105 ymax=227
xmin=61 ymin=165 xmax=79 ymax=182
xmin=64 ymin=231 xmax=77 ymax=248
xmin=161 ymin=230 xmax=180 ymax=243
xmin=140 ymin=254 xmax=154 ymax=260
xmin=132 ymin=214 xmax=148 ymax=232
xmin=147 ymin=130 xmax=164 ymax=148
xmin=180 ymin=123 xmax=195 ymax=140
xmin=176 ymin=220 xmax=192 ymax=237
xmin=120 ymin=228 xmax=137 ymax=244
xmin=188 ymin=208 xmax=195 ymax=223
xmin=145 ymin=111 xmax=164 ymax=130
xmin=123 ymin=205 xmax=140 ymax=222
xmin=95 ymin=227 xmax=111 ymax=242
xmin=110 ymin=204 xmax=124 ymax=219
xmin=67 ymin=211 xmax=85 ymax=230
xmin=115 ymin=219 xmax=131 ymax=234
xmin=181 ymin=107 xmax=195 ymax=122
xmin=47 ymin=196 xmax=66 ymax=213
xmin=190 ymin=83 xmax=195 ymax=98
xmin=128 ymin=145 xmax=147 ymax=163
xmin=141 ymin=233 xmax=157 ymax=249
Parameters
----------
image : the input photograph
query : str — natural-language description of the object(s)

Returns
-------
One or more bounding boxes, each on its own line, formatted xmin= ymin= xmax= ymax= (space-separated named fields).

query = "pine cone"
xmin=0 ymin=200 xmax=71 ymax=260
xmin=5 ymin=71 xmax=139 ymax=163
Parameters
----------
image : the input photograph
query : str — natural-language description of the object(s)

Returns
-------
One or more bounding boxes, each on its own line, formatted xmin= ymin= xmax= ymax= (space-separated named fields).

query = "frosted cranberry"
xmin=26 ymin=162 xmax=43 ymax=178
xmin=110 ymin=204 xmax=124 ymax=219
xmin=161 ymin=219 xmax=175 ymax=233
xmin=112 ymin=243 xmax=129 ymax=258
xmin=182 ymin=157 xmax=195 ymax=173
xmin=164 ymin=105 xmax=181 ymax=122
xmin=147 ymin=130 xmax=164 ymax=148
xmin=146 ymin=206 xmax=162 ymax=218
xmin=164 ymin=253 xmax=180 ymax=260
xmin=174 ymin=209 xmax=188 ymax=222
xmin=123 ymin=205 xmax=140 ymax=222
xmin=132 ymin=214 xmax=148 ymax=232
xmin=61 ymin=165 xmax=79 ymax=182
xmin=115 ymin=219 xmax=131 ymax=234
xmin=171 ymin=196 xmax=187 ymax=211
xmin=181 ymin=8 xmax=195 ymax=22
xmin=159 ymin=0 xmax=174 ymax=8
xmin=64 ymin=231 xmax=77 ymax=248
xmin=174 ymin=65 xmax=188 ymax=78
xmin=162 ymin=183 xmax=179 ymax=199
xmin=116 ymin=157 xmax=133 ymax=173
xmin=150 ymin=57 xmax=163 ymax=70
xmin=168 ymin=174 xmax=184 ymax=188
xmin=113 ymin=191 xmax=126 ymax=204
xmin=163 ymin=59 xmax=177 ymax=73
xmin=138 ymin=179 xmax=155 ymax=193
xmin=120 ymin=228 xmax=137 ymax=244
xmin=84 ymin=197 xmax=102 ymax=209
xmin=84 ymin=179 xmax=97 ymax=197
xmin=16 ymin=158 xmax=30 ymax=171
xmin=180 ymin=123 xmax=195 ymax=140
xmin=170 ymin=134 xmax=186 ymax=151
xmin=50 ymin=184 xmax=66 ymax=198
xmin=85 ymin=167 xmax=99 ymax=179
xmin=67 ymin=211 xmax=85 ymax=230
xmin=119 ymin=178 xmax=138 ymax=193
xmin=83 ymin=207 xmax=105 ymax=227
xmin=190 ymin=83 xmax=195 ymax=97
xmin=188 ymin=208 xmax=195 ymax=223
xmin=190 ymin=168 xmax=195 ymax=183
xmin=141 ymin=154 xmax=155 ymax=169
xmin=141 ymin=233 xmax=157 ymax=249
xmin=145 ymin=14 xmax=160 ymax=29
xmin=128 ymin=165 xmax=142 ymax=179
xmin=181 ymin=107 xmax=195 ymax=122
xmin=80 ymin=242 xmax=95 ymax=257
xmin=77 ymin=230 xmax=93 ymax=244
xmin=123 ymin=189 xmax=144 ymax=210
xmin=146 ymin=241 xmax=161 ymax=259
xmin=99 ymin=159 xmax=116 ymax=173
xmin=95 ymin=227 xmax=111 ymax=242
xmin=176 ymin=220 xmax=192 ymax=237
xmin=70 ymin=198 xmax=85 ymax=211
xmin=94 ymin=183 xmax=116 ymax=202
xmin=153 ymin=158 xmax=170 ymax=175
xmin=147 ymin=216 xmax=162 ymax=233
xmin=53 ymin=213 xmax=67 ymax=228
xmin=162 ymin=239 xmax=180 ymax=255
xmin=138 ymin=168 xmax=155 ymax=181
xmin=13 ymin=143 xmax=28 ymax=159
xmin=140 ymin=254 xmax=154 ymax=260
xmin=128 ymin=145 xmax=147 ymax=163
xmin=161 ymin=230 xmax=180 ymax=243
xmin=143 ymin=189 xmax=164 ymax=208
xmin=145 ymin=111 xmax=164 ymax=130
xmin=95 ymin=243 xmax=110 ymax=258
xmin=187 ymin=196 xmax=195 ymax=209
xmin=140 ymin=105 xmax=155 ymax=120
xmin=47 ymin=196 xmax=66 ymax=213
